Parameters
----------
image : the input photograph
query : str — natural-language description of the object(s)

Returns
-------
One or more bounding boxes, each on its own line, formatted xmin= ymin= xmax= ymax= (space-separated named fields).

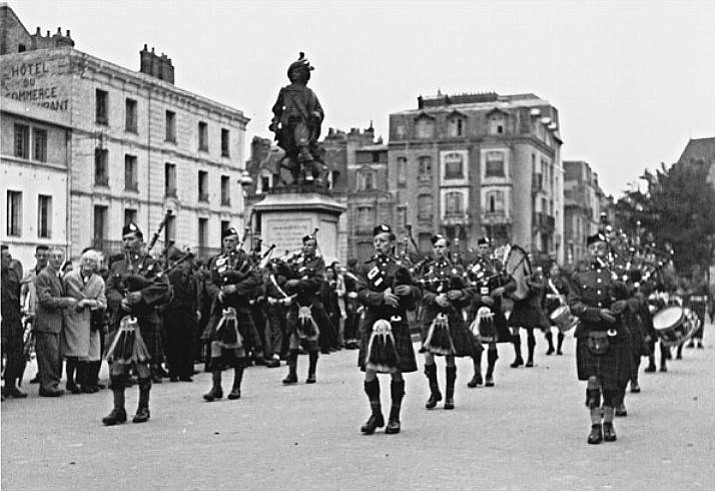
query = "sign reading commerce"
xmin=1 ymin=55 xmax=70 ymax=112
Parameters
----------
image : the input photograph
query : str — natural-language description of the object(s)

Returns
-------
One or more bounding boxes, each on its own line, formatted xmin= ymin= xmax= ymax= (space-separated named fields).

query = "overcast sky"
xmin=12 ymin=0 xmax=715 ymax=196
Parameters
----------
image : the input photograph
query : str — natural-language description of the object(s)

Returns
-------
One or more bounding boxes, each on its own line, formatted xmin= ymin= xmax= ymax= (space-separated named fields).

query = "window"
xmin=124 ymin=208 xmax=137 ymax=225
xmin=125 ymin=98 xmax=137 ymax=133
xmin=220 ymin=175 xmax=230 ymax=206
xmin=448 ymin=117 xmax=464 ymax=137
xmin=356 ymin=206 xmax=372 ymax=232
xmin=198 ymin=170 xmax=209 ymax=202
xmin=485 ymin=151 xmax=505 ymax=178
xmin=358 ymin=171 xmax=375 ymax=191
xmin=221 ymin=129 xmax=230 ymax=157
xmin=6 ymin=191 xmax=22 ymax=236
xmin=165 ymin=110 xmax=176 ymax=142
xmin=198 ymin=218 xmax=208 ymax=249
xmin=489 ymin=116 xmax=504 ymax=135
xmin=396 ymin=206 xmax=406 ymax=228
xmin=94 ymin=149 xmax=109 ymax=186
xmin=221 ymin=220 xmax=230 ymax=237
xmin=415 ymin=118 xmax=434 ymax=139
xmin=397 ymin=157 xmax=407 ymax=186
xmin=443 ymin=152 xmax=465 ymax=180
xmin=417 ymin=195 xmax=433 ymax=220
xmin=372 ymin=152 xmax=381 ymax=163
xmin=33 ymin=128 xmax=47 ymax=162
xmin=14 ymin=124 xmax=29 ymax=159
xmin=165 ymin=163 xmax=177 ymax=197
xmin=198 ymin=121 xmax=208 ymax=151
xmin=18 ymin=44 xmax=26 ymax=52
xmin=418 ymin=156 xmax=432 ymax=181
xmin=93 ymin=205 xmax=107 ymax=243
xmin=445 ymin=192 xmax=464 ymax=216
xmin=96 ymin=89 xmax=108 ymax=125
xmin=486 ymin=190 xmax=505 ymax=213
xmin=164 ymin=214 xmax=176 ymax=245
xmin=37 ymin=195 xmax=52 ymax=238
xmin=124 ymin=154 xmax=138 ymax=191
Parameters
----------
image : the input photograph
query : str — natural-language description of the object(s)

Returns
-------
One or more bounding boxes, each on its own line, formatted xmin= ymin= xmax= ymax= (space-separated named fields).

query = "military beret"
xmin=122 ymin=222 xmax=143 ymax=238
xmin=586 ymin=233 xmax=607 ymax=246
xmin=222 ymin=227 xmax=239 ymax=240
xmin=303 ymin=234 xmax=316 ymax=244
xmin=430 ymin=234 xmax=449 ymax=246
xmin=477 ymin=237 xmax=490 ymax=246
xmin=372 ymin=224 xmax=394 ymax=238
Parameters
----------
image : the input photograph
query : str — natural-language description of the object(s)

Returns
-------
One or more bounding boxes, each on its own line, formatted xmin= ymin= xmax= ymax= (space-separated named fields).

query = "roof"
xmin=677 ymin=137 xmax=715 ymax=165
xmin=392 ymin=93 xmax=552 ymax=116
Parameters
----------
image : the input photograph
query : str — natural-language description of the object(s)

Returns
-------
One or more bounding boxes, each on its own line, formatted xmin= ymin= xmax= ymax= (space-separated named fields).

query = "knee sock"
xmin=389 ymin=380 xmax=405 ymax=421
xmin=487 ymin=348 xmax=498 ymax=376
xmin=364 ymin=379 xmax=381 ymax=415
xmin=446 ymin=366 xmax=456 ymax=399
xmin=308 ymin=350 xmax=318 ymax=376
xmin=137 ymin=377 xmax=151 ymax=409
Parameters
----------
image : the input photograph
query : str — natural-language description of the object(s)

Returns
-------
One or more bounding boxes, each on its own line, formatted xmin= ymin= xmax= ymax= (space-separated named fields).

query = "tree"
xmin=615 ymin=161 xmax=715 ymax=274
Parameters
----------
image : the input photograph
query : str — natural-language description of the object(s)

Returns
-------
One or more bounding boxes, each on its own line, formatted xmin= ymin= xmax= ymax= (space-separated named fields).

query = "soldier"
xmin=281 ymin=234 xmax=330 ymax=385
xmin=264 ymin=259 xmax=290 ymax=368
xmin=465 ymin=237 xmax=515 ymax=387
xmin=568 ymin=232 xmax=632 ymax=444
xmin=103 ymin=223 xmax=171 ymax=425
xmin=358 ymin=224 xmax=420 ymax=435
xmin=202 ymin=227 xmax=262 ymax=401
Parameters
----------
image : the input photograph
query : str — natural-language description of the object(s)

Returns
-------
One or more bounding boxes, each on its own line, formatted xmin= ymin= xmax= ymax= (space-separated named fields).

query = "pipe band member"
xmin=568 ymin=232 xmax=632 ymax=444
xmin=202 ymin=226 xmax=262 ymax=402
xmin=281 ymin=234 xmax=331 ymax=385
xmin=357 ymin=224 xmax=421 ymax=435
xmin=419 ymin=234 xmax=475 ymax=410
xmin=465 ymin=237 xmax=516 ymax=387
xmin=103 ymin=223 xmax=171 ymax=425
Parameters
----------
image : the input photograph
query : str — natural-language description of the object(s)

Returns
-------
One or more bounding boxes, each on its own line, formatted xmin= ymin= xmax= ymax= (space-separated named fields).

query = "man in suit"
xmin=35 ymin=247 xmax=77 ymax=396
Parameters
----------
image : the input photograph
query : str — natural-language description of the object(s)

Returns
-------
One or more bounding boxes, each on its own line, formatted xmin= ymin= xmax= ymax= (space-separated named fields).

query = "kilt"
xmin=420 ymin=311 xmax=473 ymax=357
xmin=141 ymin=319 xmax=163 ymax=363
xmin=576 ymin=334 xmax=632 ymax=390
xmin=508 ymin=299 xmax=549 ymax=330
xmin=359 ymin=314 xmax=417 ymax=373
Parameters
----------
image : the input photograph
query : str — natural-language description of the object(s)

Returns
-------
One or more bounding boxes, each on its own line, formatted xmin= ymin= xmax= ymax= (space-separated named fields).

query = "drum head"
xmin=503 ymin=245 xmax=532 ymax=300
xmin=653 ymin=306 xmax=683 ymax=330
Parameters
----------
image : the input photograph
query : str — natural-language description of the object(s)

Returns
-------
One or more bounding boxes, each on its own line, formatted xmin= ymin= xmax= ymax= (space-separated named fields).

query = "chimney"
xmin=139 ymin=45 xmax=174 ymax=84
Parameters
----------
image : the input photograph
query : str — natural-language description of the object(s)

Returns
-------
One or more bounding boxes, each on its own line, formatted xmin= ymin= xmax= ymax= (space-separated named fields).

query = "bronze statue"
xmin=269 ymin=53 xmax=326 ymax=187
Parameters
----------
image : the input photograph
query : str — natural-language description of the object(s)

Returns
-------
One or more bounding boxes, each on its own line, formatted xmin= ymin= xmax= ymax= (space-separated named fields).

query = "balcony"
xmin=532 ymin=174 xmax=544 ymax=193
xmin=442 ymin=212 xmax=470 ymax=227
xmin=481 ymin=210 xmax=511 ymax=225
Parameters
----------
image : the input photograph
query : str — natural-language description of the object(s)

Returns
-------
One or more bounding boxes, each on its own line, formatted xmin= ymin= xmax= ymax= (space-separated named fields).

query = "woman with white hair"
xmin=61 ymin=249 xmax=106 ymax=393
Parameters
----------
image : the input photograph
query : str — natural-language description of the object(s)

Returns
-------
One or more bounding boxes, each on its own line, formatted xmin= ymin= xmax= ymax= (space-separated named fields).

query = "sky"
xmin=11 ymin=0 xmax=715 ymax=197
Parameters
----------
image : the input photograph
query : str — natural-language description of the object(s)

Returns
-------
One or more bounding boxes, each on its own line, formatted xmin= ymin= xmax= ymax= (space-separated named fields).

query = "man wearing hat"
xmin=358 ymin=224 xmax=420 ymax=435
xmin=103 ymin=223 xmax=171 ymax=425
xmin=202 ymin=227 xmax=262 ymax=401
xmin=465 ymin=237 xmax=515 ymax=387
xmin=281 ymin=234 xmax=330 ymax=384
xmin=568 ymin=232 xmax=632 ymax=444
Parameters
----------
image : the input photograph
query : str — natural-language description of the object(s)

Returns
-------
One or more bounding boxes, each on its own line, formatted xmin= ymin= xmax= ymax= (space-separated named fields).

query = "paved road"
xmin=2 ymin=331 xmax=714 ymax=491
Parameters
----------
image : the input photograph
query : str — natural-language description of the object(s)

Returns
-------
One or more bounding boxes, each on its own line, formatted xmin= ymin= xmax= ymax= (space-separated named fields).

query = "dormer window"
xmin=487 ymin=109 xmax=507 ymax=135
xmin=415 ymin=113 xmax=435 ymax=139
xmin=447 ymin=114 xmax=465 ymax=137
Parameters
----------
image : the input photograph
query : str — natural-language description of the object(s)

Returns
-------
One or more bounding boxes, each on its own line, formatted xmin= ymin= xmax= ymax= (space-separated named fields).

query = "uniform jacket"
xmin=205 ymin=249 xmax=261 ymax=314
xmin=283 ymin=254 xmax=326 ymax=308
xmin=419 ymin=258 xmax=473 ymax=328
xmin=568 ymin=263 xmax=629 ymax=339
xmin=356 ymin=254 xmax=421 ymax=325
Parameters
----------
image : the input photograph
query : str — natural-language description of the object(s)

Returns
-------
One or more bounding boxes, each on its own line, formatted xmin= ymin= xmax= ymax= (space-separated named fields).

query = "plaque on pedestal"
xmin=253 ymin=190 xmax=346 ymax=264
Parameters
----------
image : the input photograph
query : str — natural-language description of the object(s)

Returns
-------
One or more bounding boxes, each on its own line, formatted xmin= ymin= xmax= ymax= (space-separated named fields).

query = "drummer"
xmin=543 ymin=262 xmax=570 ymax=355
xmin=568 ymin=232 xmax=632 ymax=444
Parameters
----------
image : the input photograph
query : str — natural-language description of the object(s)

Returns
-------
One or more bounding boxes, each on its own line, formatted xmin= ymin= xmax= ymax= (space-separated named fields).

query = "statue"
xmin=269 ymin=53 xmax=326 ymax=187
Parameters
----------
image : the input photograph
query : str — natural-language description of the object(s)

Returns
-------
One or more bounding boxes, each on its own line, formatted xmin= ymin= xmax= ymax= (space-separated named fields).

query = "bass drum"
xmin=503 ymin=244 xmax=532 ymax=301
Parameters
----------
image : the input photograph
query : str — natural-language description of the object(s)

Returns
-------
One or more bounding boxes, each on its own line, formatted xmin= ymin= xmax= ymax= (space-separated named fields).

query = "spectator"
xmin=2 ymin=245 xmax=27 ymax=399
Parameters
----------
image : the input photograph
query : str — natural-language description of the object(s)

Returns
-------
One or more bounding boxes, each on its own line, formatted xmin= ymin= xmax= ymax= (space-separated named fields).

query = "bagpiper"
xmin=202 ymin=227 xmax=262 ymax=401
xmin=358 ymin=224 xmax=421 ymax=435
xmin=103 ymin=223 xmax=171 ymax=425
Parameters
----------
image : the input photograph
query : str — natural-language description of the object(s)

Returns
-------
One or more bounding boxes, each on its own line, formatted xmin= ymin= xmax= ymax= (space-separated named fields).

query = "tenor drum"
xmin=652 ymin=306 xmax=694 ymax=347
xmin=550 ymin=305 xmax=578 ymax=333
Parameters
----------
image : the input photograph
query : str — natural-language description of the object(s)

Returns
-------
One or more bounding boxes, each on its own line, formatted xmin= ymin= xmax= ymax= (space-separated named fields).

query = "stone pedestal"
xmin=253 ymin=191 xmax=346 ymax=264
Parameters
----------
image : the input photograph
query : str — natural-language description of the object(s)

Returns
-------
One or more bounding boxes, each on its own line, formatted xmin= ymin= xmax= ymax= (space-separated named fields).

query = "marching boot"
xmin=630 ymin=377 xmax=641 ymax=393
xmin=385 ymin=380 xmax=405 ymax=434
xmin=203 ymin=370 xmax=224 ymax=401
xmin=424 ymin=364 xmax=441 ymax=409
xmin=615 ymin=402 xmax=628 ymax=417
xmin=133 ymin=378 xmax=151 ymax=423
xmin=102 ymin=377 xmax=127 ymax=426
xmin=587 ymin=424 xmax=603 ymax=444
xmin=282 ymin=350 xmax=298 ymax=384
xmin=603 ymin=422 xmax=617 ymax=442
xmin=467 ymin=352 xmax=483 ymax=388
xmin=485 ymin=348 xmax=498 ymax=386
xmin=510 ymin=334 xmax=524 ymax=368
xmin=526 ymin=335 xmax=536 ymax=367
xmin=228 ymin=364 xmax=244 ymax=400
xmin=306 ymin=350 xmax=318 ymax=384
xmin=444 ymin=366 xmax=456 ymax=410
xmin=645 ymin=353 xmax=656 ymax=372
xmin=360 ymin=379 xmax=384 ymax=435
xmin=557 ymin=332 xmax=565 ymax=355
xmin=545 ymin=332 xmax=555 ymax=355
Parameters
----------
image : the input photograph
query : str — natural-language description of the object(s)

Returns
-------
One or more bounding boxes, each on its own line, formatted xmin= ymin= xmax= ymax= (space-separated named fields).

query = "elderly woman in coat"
xmin=61 ymin=249 xmax=106 ymax=393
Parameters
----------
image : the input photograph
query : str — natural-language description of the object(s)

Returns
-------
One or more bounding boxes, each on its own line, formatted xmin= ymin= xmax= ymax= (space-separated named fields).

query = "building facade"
xmin=1 ymin=5 xmax=249 ymax=262
xmin=1 ymin=97 xmax=71 ymax=268
xmin=388 ymin=92 xmax=564 ymax=262
xmin=563 ymin=160 xmax=603 ymax=266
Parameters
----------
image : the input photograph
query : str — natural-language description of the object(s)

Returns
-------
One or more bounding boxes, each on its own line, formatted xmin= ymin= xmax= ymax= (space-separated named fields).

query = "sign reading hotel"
xmin=1 ymin=54 xmax=69 ymax=112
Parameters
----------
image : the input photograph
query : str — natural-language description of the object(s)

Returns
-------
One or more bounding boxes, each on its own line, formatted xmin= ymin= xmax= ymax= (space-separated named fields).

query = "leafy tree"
xmin=615 ymin=161 xmax=715 ymax=274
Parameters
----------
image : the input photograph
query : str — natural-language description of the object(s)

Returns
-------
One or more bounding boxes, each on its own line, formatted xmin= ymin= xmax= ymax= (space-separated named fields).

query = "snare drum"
xmin=550 ymin=305 xmax=578 ymax=333
xmin=652 ymin=306 xmax=695 ymax=347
